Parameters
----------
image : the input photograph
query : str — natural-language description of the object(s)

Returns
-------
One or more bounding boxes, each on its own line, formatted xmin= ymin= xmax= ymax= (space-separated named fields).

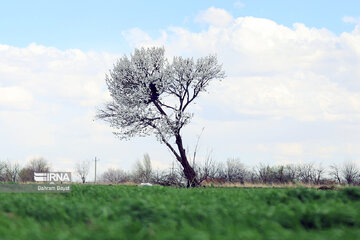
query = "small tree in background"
xmin=4 ymin=161 xmax=20 ymax=182
xmin=133 ymin=153 xmax=152 ymax=183
xmin=283 ymin=165 xmax=298 ymax=183
xmin=341 ymin=162 xmax=359 ymax=185
xmin=75 ymin=160 xmax=91 ymax=183
xmin=97 ymin=47 xmax=225 ymax=187
xmin=0 ymin=161 xmax=6 ymax=182
xmin=101 ymin=168 xmax=129 ymax=183
xmin=31 ymin=158 xmax=50 ymax=171
xmin=19 ymin=157 xmax=51 ymax=182
xmin=225 ymin=158 xmax=248 ymax=184
xmin=257 ymin=164 xmax=273 ymax=184
xmin=330 ymin=164 xmax=342 ymax=184
xmin=194 ymin=151 xmax=224 ymax=182
xmin=297 ymin=163 xmax=316 ymax=184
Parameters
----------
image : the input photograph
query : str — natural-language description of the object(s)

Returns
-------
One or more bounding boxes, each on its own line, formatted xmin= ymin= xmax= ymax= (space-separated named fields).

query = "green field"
xmin=0 ymin=185 xmax=360 ymax=240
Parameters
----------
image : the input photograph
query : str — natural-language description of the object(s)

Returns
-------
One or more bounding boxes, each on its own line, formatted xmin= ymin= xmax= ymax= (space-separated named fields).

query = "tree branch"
xmin=148 ymin=123 xmax=181 ymax=160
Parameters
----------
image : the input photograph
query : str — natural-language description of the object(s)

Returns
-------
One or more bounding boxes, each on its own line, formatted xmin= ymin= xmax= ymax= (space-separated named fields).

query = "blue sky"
xmin=1 ymin=0 xmax=359 ymax=52
xmin=1 ymin=1 xmax=360 ymax=178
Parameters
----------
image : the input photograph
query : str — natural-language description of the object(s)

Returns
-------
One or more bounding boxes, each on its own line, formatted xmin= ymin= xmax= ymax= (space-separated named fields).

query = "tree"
xmin=257 ymin=164 xmax=273 ymax=184
xmin=341 ymin=162 xmax=359 ymax=185
xmin=225 ymin=158 xmax=247 ymax=184
xmin=0 ymin=161 xmax=6 ymax=182
xmin=297 ymin=163 xmax=316 ymax=184
xmin=132 ymin=153 xmax=153 ymax=183
xmin=101 ymin=168 xmax=129 ymax=183
xmin=4 ymin=162 xmax=20 ymax=182
xmin=19 ymin=168 xmax=33 ymax=182
xmin=196 ymin=152 xmax=222 ymax=182
xmin=75 ymin=160 xmax=90 ymax=183
xmin=19 ymin=157 xmax=51 ymax=182
xmin=283 ymin=164 xmax=298 ymax=183
xmin=330 ymin=164 xmax=342 ymax=184
xmin=97 ymin=47 xmax=225 ymax=187
xmin=29 ymin=157 xmax=50 ymax=171
xmin=313 ymin=164 xmax=325 ymax=185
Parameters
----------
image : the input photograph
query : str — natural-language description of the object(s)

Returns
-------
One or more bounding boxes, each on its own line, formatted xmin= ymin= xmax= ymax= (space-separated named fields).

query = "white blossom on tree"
xmin=75 ymin=160 xmax=90 ymax=184
xmin=101 ymin=168 xmax=129 ymax=183
xmin=97 ymin=47 xmax=225 ymax=187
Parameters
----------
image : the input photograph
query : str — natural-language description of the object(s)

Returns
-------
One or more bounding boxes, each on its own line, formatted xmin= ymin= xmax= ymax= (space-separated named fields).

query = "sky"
xmin=1 ymin=1 xmax=360 ymax=179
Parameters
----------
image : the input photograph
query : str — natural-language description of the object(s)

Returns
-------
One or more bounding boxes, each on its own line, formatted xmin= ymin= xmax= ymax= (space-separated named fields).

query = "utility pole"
xmin=94 ymin=157 xmax=99 ymax=184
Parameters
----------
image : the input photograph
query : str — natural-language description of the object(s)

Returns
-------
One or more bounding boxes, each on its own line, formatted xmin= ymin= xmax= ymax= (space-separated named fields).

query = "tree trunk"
xmin=175 ymin=134 xmax=199 ymax=187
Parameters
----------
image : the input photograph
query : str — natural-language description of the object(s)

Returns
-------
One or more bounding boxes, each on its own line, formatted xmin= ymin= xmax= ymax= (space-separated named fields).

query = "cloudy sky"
xmin=1 ymin=0 xmax=360 ymax=178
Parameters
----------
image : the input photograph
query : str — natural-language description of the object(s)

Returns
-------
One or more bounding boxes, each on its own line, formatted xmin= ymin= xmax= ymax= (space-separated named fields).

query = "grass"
xmin=0 ymin=185 xmax=359 ymax=240
xmin=199 ymin=181 xmax=339 ymax=189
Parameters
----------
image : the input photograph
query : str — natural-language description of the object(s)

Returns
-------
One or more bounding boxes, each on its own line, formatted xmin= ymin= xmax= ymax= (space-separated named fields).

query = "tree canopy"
xmin=97 ymin=47 xmax=225 ymax=186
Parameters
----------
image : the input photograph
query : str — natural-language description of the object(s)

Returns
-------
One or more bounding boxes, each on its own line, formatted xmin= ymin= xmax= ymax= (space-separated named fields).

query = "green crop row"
xmin=0 ymin=185 xmax=359 ymax=240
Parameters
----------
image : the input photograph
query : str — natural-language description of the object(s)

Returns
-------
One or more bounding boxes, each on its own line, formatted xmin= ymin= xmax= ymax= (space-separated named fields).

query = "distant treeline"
xmin=1 ymin=155 xmax=359 ymax=186
xmin=101 ymin=155 xmax=360 ymax=187
xmin=0 ymin=158 xmax=49 ymax=183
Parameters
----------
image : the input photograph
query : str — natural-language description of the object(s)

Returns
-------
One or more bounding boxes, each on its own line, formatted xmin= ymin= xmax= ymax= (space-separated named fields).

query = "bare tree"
xmin=273 ymin=165 xmax=286 ymax=183
xmin=101 ymin=168 xmax=129 ymax=183
xmin=248 ymin=167 xmax=259 ymax=184
xmin=297 ymin=163 xmax=316 ymax=184
xmin=29 ymin=157 xmax=50 ymax=172
xmin=0 ymin=161 xmax=6 ymax=182
xmin=152 ymin=168 xmax=183 ymax=187
xmin=295 ymin=163 xmax=325 ymax=185
xmin=75 ymin=160 xmax=90 ymax=183
xmin=257 ymin=164 xmax=273 ymax=184
xmin=196 ymin=151 xmax=222 ymax=182
xmin=97 ymin=47 xmax=225 ymax=187
xmin=143 ymin=153 xmax=152 ymax=182
xmin=313 ymin=164 xmax=326 ymax=185
xmin=133 ymin=153 xmax=153 ymax=183
xmin=4 ymin=162 xmax=20 ymax=182
xmin=284 ymin=164 xmax=298 ymax=183
xmin=329 ymin=164 xmax=342 ymax=184
xmin=19 ymin=157 xmax=51 ymax=182
xmin=19 ymin=168 xmax=33 ymax=182
xmin=341 ymin=162 xmax=359 ymax=185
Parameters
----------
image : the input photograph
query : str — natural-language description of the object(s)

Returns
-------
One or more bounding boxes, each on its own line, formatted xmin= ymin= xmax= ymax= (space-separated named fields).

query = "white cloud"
xmin=122 ymin=28 xmax=154 ymax=47
xmin=195 ymin=7 xmax=234 ymax=27
xmin=234 ymin=1 xmax=245 ymax=9
xmin=124 ymin=11 xmax=360 ymax=122
xmin=0 ymin=43 xmax=127 ymax=170
xmin=0 ymin=43 xmax=117 ymax=107
xmin=343 ymin=16 xmax=360 ymax=24
xmin=276 ymin=143 xmax=303 ymax=156
xmin=0 ymin=86 xmax=34 ymax=109
xmin=212 ymin=74 xmax=360 ymax=122
xmin=0 ymin=110 xmax=55 ymax=147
